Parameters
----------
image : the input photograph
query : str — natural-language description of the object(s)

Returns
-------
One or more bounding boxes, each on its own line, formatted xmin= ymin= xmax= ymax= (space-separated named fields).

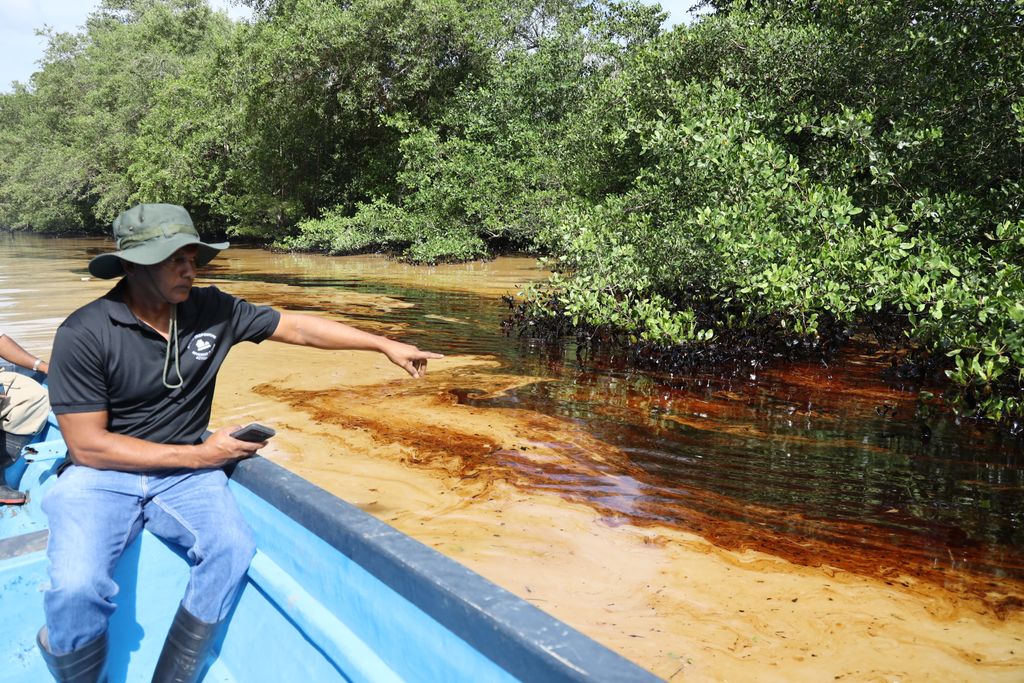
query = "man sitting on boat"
xmin=38 ymin=203 xmax=443 ymax=683
xmin=0 ymin=333 xmax=50 ymax=505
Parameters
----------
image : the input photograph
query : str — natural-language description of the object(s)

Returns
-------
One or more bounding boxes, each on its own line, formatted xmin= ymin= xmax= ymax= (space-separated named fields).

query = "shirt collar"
xmin=102 ymin=281 xmax=139 ymax=327
xmin=102 ymin=280 xmax=197 ymax=329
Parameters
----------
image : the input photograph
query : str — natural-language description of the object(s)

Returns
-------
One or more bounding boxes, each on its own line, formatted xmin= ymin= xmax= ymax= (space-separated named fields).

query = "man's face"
xmin=133 ymin=245 xmax=198 ymax=305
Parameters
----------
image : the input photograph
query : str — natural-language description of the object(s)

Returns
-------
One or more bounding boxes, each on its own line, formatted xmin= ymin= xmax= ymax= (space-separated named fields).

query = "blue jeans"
xmin=41 ymin=465 xmax=256 ymax=655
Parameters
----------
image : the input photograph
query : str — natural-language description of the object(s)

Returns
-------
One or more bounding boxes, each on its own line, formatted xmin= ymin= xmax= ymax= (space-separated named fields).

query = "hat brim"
xmin=88 ymin=233 xmax=229 ymax=279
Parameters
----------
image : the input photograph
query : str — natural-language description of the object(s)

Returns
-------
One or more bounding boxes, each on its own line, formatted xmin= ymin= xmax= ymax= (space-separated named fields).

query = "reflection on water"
xmin=3 ymin=234 xmax=1022 ymax=604
xmin=214 ymin=247 xmax=1024 ymax=599
xmin=453 ymin=357 xmax=1024 ymax=608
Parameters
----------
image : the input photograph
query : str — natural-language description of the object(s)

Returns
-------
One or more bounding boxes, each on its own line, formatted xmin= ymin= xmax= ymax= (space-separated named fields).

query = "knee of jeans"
xmin=208 ymin=525 xmax=256 ymax=580
xmin=48 ymin=564 xmax=116 ymax=606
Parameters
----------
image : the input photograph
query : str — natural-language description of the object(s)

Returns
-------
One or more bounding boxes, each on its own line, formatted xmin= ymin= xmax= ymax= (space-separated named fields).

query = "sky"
xmin=0 ymin=0 xmax=252 ymax=93
xmin=0 ymin=0 xmax=699 ymax=94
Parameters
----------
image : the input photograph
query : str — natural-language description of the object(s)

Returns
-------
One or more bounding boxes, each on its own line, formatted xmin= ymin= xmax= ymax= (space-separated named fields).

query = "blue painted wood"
xmin=1 ymin=416 xmax=662 ymax=682
xmin=231 ymin=457 xmax=661 ymax=682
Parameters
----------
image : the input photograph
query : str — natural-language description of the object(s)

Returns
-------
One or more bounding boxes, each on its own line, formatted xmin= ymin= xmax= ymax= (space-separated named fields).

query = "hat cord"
xmin=162 ymin=304 xmax=184 ymax=390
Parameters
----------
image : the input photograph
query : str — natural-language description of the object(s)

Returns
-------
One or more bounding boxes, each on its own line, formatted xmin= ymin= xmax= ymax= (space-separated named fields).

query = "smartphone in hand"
xmin=230 ymin=423 xmax=276 ymax=443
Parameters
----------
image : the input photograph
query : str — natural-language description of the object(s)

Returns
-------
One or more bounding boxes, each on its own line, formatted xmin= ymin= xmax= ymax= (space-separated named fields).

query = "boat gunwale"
xmin=229 ymin=456 xmax=661 ymax=683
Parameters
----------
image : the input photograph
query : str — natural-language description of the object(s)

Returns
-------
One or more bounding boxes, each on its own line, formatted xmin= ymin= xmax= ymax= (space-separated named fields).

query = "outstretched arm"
xmin=0 ymin=333 xmax=49 ymax=374
xmin=268 ymin=312 xmax=443 ymax=378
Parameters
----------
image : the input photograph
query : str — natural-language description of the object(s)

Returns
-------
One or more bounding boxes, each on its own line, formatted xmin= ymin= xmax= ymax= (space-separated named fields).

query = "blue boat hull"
xmin=1 ymin=414 xmax=659 ymax=682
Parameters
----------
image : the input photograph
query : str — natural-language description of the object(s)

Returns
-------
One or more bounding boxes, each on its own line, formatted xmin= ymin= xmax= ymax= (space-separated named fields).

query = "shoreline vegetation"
xmin=1 ymin=0 xmax=1021 ymax=428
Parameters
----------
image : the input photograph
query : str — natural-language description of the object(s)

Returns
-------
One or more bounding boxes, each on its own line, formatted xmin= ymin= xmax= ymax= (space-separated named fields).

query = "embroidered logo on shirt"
xmin=189 ymin=333 xmax=218 ymax=361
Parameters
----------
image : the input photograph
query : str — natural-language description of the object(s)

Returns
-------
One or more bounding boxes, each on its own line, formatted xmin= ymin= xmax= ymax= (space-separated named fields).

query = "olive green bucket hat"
xmin=88 ymin=203 xmax=229 ymax=279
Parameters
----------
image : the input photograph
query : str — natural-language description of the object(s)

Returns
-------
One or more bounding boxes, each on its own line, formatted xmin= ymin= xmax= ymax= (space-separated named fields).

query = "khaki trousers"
xmin=0 ymin=370 xmax=49 ymax=437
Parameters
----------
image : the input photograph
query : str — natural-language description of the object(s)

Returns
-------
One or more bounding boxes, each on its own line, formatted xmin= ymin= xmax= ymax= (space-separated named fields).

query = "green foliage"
xmin=0 ymin=0 xmax=231 ymax=231
xmin=277 ymin=200 xmax=411 ymax=253
xmin=284 ymin=0 xmax=664 ymax=261
xmin=278 ymin=196 xmax=491 ymax=264
xmin=529 ymin=0 xmax=1024 ymax=422
xmin=128 ymin=0 xmax=501 ymax=235
xmin=1 ymin=0 xmax=1022 ymax=422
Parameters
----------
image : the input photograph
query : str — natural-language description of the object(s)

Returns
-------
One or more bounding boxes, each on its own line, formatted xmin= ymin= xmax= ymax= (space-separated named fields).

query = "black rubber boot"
xmin=151 ymin=605 xmax=220 ymax=683
xmin=1 ymin=431 xmax=29 ymax=504
xmin=37 ymin=627 xmax=108 ymax=683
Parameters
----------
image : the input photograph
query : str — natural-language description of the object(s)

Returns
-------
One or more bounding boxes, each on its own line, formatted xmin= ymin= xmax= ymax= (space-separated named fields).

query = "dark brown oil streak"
xmin=253 ymin=377 xmax=1024 ymax=618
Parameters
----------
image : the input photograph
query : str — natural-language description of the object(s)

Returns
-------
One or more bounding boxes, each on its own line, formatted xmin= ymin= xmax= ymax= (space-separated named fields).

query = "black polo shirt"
xmin=49 ymin=282 xmax=280 ymax=446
